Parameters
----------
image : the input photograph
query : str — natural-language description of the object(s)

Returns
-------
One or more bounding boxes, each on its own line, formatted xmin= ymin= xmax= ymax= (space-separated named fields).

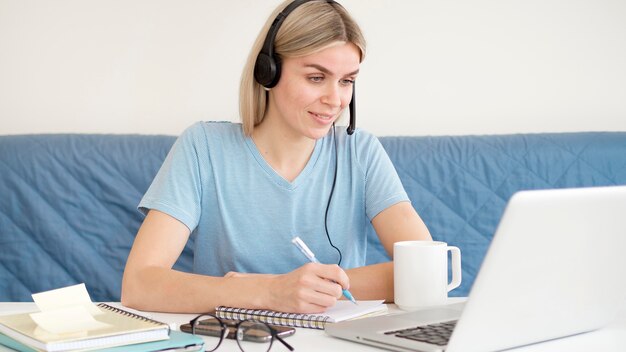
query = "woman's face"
xmin=266 ymin=41 xmax=360 ymax=140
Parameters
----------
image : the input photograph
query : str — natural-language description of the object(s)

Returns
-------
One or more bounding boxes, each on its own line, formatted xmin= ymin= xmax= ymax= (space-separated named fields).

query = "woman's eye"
xmin=341 ymin=79 xmax=355 ymax=86
xmin=309 ymin=76 xmax=323 ymax=82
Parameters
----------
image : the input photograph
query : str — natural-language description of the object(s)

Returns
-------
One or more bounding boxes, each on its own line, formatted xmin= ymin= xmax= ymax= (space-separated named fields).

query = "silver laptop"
xmin=326 ymin=186 xmax=626 ymax=351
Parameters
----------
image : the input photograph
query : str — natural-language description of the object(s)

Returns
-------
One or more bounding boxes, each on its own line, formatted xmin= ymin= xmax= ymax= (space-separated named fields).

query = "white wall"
xmin=1 ymin=0 xmax=625 ymax=136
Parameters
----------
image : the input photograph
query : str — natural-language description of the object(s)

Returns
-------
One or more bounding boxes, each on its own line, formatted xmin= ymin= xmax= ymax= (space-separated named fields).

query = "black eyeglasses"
xmin=189 ymin=314 xmax=295 ymax=352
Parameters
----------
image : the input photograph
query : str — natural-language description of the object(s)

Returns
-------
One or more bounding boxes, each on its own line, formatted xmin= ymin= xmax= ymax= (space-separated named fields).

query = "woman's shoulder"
xmin=179 ymin=121 xmax=244 ymax=144
xmin=184 ymin=120 xmax=242 ymax=134
xmin=333 ymin=126 xmax=380 ymax=149
xmin=333 ymin=126 xmax=388 ymax=172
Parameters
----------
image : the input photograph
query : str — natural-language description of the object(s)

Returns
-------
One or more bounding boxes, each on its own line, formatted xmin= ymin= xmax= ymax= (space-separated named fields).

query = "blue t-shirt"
xmin=139 ymin=121 xmax=408 ymax=276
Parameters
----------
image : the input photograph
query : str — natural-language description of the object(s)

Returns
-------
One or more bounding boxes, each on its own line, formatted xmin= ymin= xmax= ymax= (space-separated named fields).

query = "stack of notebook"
xmin=0 ymin=284 xmax=203 ymax=352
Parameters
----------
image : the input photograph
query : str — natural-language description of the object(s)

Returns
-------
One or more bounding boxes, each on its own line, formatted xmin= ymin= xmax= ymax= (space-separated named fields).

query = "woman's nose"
xmin=321 ymin=84 xmax=342 ymax=107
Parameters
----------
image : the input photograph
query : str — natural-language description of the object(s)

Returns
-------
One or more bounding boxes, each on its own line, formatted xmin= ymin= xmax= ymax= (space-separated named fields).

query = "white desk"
xmin=1 ymin=301 xmax=625 ymax=351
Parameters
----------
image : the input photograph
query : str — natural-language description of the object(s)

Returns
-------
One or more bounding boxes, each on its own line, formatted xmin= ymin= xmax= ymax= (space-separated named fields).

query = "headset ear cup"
xmin=270 ymin=55 xmax=282 ymax=88
xmin=254 ymin=53 xmax=281 ymax=88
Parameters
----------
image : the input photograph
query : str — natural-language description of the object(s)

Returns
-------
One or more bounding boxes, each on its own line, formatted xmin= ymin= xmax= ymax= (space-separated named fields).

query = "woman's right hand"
xmin=261 ymin=262 xmax=350 ymax=314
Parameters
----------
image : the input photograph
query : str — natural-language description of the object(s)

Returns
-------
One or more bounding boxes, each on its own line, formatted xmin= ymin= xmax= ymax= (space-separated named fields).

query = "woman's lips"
xmin=310 ymin=111 xmax=336 ymax=124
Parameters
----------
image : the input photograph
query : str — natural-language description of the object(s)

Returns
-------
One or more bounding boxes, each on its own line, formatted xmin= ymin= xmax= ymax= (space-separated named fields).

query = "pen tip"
xmin=343 ymin=290 xmax=357 ymax=304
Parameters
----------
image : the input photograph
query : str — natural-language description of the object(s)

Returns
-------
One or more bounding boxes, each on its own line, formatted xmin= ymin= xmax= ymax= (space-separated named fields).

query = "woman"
xmin=121 ymin=0 xmax=431 ymax=314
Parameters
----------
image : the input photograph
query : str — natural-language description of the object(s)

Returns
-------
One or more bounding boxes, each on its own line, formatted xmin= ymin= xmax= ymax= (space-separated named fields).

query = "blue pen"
xmin=291 ymin=236 xmax=358 ymax=304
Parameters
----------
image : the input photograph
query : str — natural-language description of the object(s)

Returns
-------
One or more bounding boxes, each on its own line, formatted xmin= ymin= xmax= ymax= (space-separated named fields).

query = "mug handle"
xmin=447 ymin=246 xmax=462 ymax=292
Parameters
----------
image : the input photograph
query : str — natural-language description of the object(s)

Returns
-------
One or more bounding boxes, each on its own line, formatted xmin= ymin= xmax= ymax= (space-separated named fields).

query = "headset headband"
xmin=261 ymin=0 xmax=316 ymax=60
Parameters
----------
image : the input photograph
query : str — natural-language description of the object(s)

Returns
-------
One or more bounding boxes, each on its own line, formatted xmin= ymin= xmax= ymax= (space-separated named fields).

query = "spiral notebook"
xmin=215 ymin=300 xmax=386 ymax=330
xmin=0 ymin=303 xmax=170 ymax=352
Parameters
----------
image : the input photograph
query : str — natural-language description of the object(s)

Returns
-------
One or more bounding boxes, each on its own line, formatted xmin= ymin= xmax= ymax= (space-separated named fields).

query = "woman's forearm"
xmin=345 ymin=262 xmax=394 ymax=303
xmin=121 ymin=267 xmax=271 ymax=313
xmin=122 ymin=263 xmax=351 ymax=314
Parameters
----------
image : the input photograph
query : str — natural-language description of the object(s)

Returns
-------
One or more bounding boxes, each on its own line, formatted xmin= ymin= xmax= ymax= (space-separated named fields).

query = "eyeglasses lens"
xmin=192 ymin=315 xmax=224 ymax=351
xmin=236 ymin=320 xmax=273 ymax=352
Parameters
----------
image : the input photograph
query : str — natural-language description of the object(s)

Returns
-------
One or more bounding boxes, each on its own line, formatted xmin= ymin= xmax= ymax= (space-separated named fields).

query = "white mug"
xmin=394 ymin=241 xmax=462 ymax=310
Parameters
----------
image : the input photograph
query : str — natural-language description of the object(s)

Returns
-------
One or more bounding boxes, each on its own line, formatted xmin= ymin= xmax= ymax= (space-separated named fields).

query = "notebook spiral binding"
xmin=216 ymin=306 xmax=330 ymax=330
xmin=97 ymin=303 xmax=171 ymax=333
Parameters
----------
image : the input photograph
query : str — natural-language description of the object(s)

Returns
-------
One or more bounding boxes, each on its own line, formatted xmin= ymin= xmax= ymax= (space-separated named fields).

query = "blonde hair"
xmin=239 ymin=0 xmax=366 ymax=136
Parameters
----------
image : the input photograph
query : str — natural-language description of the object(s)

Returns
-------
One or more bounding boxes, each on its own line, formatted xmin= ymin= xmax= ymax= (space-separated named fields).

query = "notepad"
xmin=0 ymin=285 xmax=170 ymax=351
xmin=215 ymin=300 xmax=386 ymax=330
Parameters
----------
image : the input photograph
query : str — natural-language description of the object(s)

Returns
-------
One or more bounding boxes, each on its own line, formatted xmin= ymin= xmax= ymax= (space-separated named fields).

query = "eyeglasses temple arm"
xmin=275 ymin=334 xmax=294 ymax=351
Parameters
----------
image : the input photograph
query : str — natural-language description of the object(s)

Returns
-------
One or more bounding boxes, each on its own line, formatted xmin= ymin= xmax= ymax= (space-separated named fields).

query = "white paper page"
xmin=29 ymin=306 xmax=110 ymax=334
xmin=32 ymin=283 xmax=102 ymax=316
xmin=29 ymin=283 xmax=111 ymax=334
xmin=315 ymin=300 xmax=386 ymax=322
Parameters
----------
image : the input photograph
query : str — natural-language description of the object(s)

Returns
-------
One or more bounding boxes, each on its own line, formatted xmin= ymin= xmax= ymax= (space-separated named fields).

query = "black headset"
xmin=254 ymin=0 xmax=356 ymax=135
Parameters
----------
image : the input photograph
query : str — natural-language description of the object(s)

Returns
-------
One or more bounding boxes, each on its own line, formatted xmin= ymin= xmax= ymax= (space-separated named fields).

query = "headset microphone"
xmin=347 ymin=84 xmax=356 ymax=135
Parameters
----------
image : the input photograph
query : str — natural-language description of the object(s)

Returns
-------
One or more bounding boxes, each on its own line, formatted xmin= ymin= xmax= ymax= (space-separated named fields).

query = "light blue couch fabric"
xmin=1 ymin=132 xmax=625 ymax=301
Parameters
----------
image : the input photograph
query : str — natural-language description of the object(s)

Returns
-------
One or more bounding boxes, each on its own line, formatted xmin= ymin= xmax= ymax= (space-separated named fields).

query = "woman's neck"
xmin=251 ymin=119 xmax=316 ymax=182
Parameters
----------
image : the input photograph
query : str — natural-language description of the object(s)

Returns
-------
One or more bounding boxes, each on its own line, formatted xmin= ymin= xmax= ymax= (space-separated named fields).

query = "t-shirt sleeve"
xmin=356 ymin=131 xmax=410 ymax=221
xmin=138 ymin=122 xmax=206 ymax=232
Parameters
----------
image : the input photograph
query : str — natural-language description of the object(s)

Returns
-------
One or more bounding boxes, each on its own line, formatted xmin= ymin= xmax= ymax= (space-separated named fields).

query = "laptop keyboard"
xmin=384 ymin=320 xmax=457 ymax=346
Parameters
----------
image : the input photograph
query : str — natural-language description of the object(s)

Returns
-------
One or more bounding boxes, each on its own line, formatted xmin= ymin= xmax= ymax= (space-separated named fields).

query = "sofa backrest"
xmin=0 ymin=134 xmax=180 ymax=301
xmin=1 ymin=132 xmax=625 ymax=301
xmin=370 ymin=132 xmax=626 ymax=296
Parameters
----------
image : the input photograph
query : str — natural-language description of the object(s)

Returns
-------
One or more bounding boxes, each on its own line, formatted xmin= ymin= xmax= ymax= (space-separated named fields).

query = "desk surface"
xmin=1 ymin=300 xmax=625 ymax=352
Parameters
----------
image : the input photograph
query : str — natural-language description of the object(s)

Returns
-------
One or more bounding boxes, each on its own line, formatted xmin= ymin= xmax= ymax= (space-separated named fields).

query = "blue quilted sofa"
xmin=2 ymin=130 xmax=626 ymax=302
